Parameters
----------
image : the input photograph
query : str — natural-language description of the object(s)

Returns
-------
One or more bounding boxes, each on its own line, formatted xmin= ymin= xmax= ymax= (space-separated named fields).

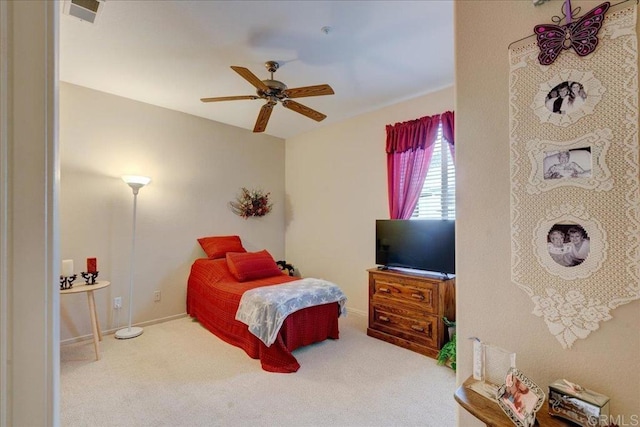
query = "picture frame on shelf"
xmin=496 ymin=368 xmax=545 ymax=427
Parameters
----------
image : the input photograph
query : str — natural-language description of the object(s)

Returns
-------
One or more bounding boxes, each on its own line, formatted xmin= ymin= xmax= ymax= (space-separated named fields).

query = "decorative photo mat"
xmin=533 ymin=204 xmax=606 ymax=279
xmin=525 ymin=129 xmax=613 ymax=194
xmin=509 ymin=3 xmax=639 ymax=348
xmin=531 ymin=70 xmax=606 ymax=127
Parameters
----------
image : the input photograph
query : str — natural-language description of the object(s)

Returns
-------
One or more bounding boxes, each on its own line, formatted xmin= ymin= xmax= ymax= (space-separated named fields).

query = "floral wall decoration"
xmin=229 ymin=187 xmax=273 ymax=219
xmin=508 ymin=1 xmax=639 ymax=348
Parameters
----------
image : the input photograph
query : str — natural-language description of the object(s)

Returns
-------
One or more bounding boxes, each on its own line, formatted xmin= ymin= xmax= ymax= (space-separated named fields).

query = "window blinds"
xmin=412 ymin=125 xmax=455 ymax=220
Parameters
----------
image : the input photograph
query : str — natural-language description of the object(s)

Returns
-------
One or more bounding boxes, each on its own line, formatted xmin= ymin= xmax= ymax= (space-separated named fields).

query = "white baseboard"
xmin=62 ymin=306 xmax=367 ymax=345
xmin=346 ymin=306 xmax=367 ymax=317
xmin=60 ymin=312 xmax=189 ymax=345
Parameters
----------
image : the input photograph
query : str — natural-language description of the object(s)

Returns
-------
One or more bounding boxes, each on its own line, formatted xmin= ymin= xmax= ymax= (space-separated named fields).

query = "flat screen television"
xmin=375 ymin=219 xmax=455 ymax=278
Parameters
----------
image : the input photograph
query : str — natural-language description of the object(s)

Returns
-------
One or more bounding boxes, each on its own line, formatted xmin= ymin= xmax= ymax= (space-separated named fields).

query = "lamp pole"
xmin=115 ymin=176 xmax=150 ymax=339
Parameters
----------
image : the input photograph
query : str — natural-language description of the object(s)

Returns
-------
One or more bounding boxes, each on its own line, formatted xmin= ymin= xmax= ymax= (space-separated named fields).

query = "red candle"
xmin=87 ymin=257 xmax=97 ymax=273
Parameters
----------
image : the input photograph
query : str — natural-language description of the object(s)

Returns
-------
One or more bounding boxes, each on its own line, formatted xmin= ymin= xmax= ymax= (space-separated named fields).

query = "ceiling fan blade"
xmin=231 ymin=66 xmax=269 ymax=92
xmin=200 ymin=95 xmax=259 ymax=103
xmin=282 ymin=100 xmax=327 ymax=122
xmin=253 ymin=102 xmax=275 ymax=133
xmin=283 ymin=84 xmax=335 ymax=99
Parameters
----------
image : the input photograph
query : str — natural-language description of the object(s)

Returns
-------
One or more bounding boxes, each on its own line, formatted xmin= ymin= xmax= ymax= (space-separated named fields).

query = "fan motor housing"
xmin=258 ymin=79 xmax=288 ymax=98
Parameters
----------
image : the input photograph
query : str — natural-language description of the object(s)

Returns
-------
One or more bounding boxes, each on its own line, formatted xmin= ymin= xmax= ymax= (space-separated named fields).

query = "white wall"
xmin=455 ymin=1 xmax=639 ymax=423
xmin=59 ymin=83 xmax=287 ymax=341
xmin=284 ymin=86 xmax=454 ymax=316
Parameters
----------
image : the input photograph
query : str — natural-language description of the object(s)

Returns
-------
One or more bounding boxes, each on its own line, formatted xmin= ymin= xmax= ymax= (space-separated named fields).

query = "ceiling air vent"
xmin=63 ymin=0 xmax=103 ymax=24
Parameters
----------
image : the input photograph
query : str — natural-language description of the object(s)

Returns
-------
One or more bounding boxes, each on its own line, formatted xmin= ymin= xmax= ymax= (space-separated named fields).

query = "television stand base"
xmin=367 ymin=268 xmax=456 ymax=359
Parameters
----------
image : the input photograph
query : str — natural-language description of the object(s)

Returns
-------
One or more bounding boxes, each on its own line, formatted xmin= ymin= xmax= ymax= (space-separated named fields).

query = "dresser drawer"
xmin=371 ymin=277 xmax=437 ymax=313
xmin=367 ymin=269 xmax=455 ymax=358
xmin=371 ymin=304 xmax=438 ymax=349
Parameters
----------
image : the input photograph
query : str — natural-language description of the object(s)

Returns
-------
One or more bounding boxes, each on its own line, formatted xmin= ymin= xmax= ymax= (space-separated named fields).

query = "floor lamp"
xmin=115 ymin=175 xmax=151 ymax=339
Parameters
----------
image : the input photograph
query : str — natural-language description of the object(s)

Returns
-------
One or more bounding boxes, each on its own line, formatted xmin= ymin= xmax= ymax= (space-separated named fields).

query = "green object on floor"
xmin=437 ymin=332 xmax=456 ymax=371
xmin=436 ymin=317 xmax=456 ymax=371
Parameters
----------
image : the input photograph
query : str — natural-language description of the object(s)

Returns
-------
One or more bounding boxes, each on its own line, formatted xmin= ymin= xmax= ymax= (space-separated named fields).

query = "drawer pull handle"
xmin=411 ymin=325 xmax=424 ymax=332
xmin=379 ymin=316 xmax=390 ymax=322
xmin=379 ymin=287 xmax=391 ymax=293
xmin=411 ymin=293 xmax=424 ymax=300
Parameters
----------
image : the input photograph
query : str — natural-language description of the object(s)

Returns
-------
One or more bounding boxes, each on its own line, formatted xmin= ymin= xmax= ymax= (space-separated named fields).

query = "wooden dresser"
xmin=367 ymin=268 xmax=455 ymax=359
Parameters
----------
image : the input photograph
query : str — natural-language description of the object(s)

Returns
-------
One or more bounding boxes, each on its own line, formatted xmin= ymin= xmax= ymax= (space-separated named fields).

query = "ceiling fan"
xmin=201 ymin=61 xmax=335 ymax=133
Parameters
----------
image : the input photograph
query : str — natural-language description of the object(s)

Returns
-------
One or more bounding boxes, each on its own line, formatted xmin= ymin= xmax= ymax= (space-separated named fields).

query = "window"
xmin=412 ymin=124 xmax=455 ymax=219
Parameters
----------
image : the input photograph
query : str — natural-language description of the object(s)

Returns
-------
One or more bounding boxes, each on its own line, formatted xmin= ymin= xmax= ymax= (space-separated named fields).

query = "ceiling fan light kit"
xmin=201 ymin=61 xmax=334 ymax=133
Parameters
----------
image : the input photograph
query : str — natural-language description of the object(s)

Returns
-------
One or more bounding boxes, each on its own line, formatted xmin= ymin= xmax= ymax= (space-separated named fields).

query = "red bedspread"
xmin=186 ymin=258 xmax=340 ymax=373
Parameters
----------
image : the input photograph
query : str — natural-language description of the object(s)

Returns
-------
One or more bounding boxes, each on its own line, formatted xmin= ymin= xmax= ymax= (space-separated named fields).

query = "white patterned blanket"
xmin=235 ymin=278 xmax=347 ymax=347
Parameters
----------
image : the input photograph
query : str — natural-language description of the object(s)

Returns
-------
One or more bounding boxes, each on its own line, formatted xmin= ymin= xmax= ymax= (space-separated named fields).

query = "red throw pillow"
xmin=226 ymin=250 xmax=283 ymax=282
xmin=197 ymin=235 xmax=246 ymax=259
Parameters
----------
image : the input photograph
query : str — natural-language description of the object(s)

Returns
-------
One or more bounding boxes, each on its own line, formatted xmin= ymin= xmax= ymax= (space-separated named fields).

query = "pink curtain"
xmin=441 ymin=111 xmax=455 ymax=163
xmin=386 ymin=114 xmax=440 ymax=219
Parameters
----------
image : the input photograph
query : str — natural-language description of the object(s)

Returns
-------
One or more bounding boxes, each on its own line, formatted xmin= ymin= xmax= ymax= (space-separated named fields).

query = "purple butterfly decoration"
xmin=534 ymin=1 xmax=610 ymax=66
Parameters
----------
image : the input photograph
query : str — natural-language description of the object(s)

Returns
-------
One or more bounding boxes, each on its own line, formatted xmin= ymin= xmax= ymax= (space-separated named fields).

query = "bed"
xmin=186 ymin=236 xmax=346 ymax=373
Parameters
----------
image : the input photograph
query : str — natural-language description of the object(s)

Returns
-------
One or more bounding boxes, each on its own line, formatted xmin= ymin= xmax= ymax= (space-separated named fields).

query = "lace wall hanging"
xmin=508 ymin=1 xmax=639 ymax=348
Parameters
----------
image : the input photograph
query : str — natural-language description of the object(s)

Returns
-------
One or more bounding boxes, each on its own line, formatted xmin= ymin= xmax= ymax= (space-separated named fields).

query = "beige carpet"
xmin=61 ymin=313 xmax=456 ymax=426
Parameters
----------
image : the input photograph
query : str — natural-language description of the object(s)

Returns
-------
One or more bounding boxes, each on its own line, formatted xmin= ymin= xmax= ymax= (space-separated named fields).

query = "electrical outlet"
xmin=113 ymin=296 xmax=122 ymax=309
xmin=153 ymin=291 xmax=161 ymax=302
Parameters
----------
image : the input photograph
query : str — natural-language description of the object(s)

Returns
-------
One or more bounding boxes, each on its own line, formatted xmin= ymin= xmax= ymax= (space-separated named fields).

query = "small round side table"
xmin=60 ymin=280 xmax=110 ymax=361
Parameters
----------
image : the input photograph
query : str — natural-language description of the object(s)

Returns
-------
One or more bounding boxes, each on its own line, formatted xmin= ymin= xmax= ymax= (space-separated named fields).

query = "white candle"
xmin=62 ymin=259 xmax=73 ymax=277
